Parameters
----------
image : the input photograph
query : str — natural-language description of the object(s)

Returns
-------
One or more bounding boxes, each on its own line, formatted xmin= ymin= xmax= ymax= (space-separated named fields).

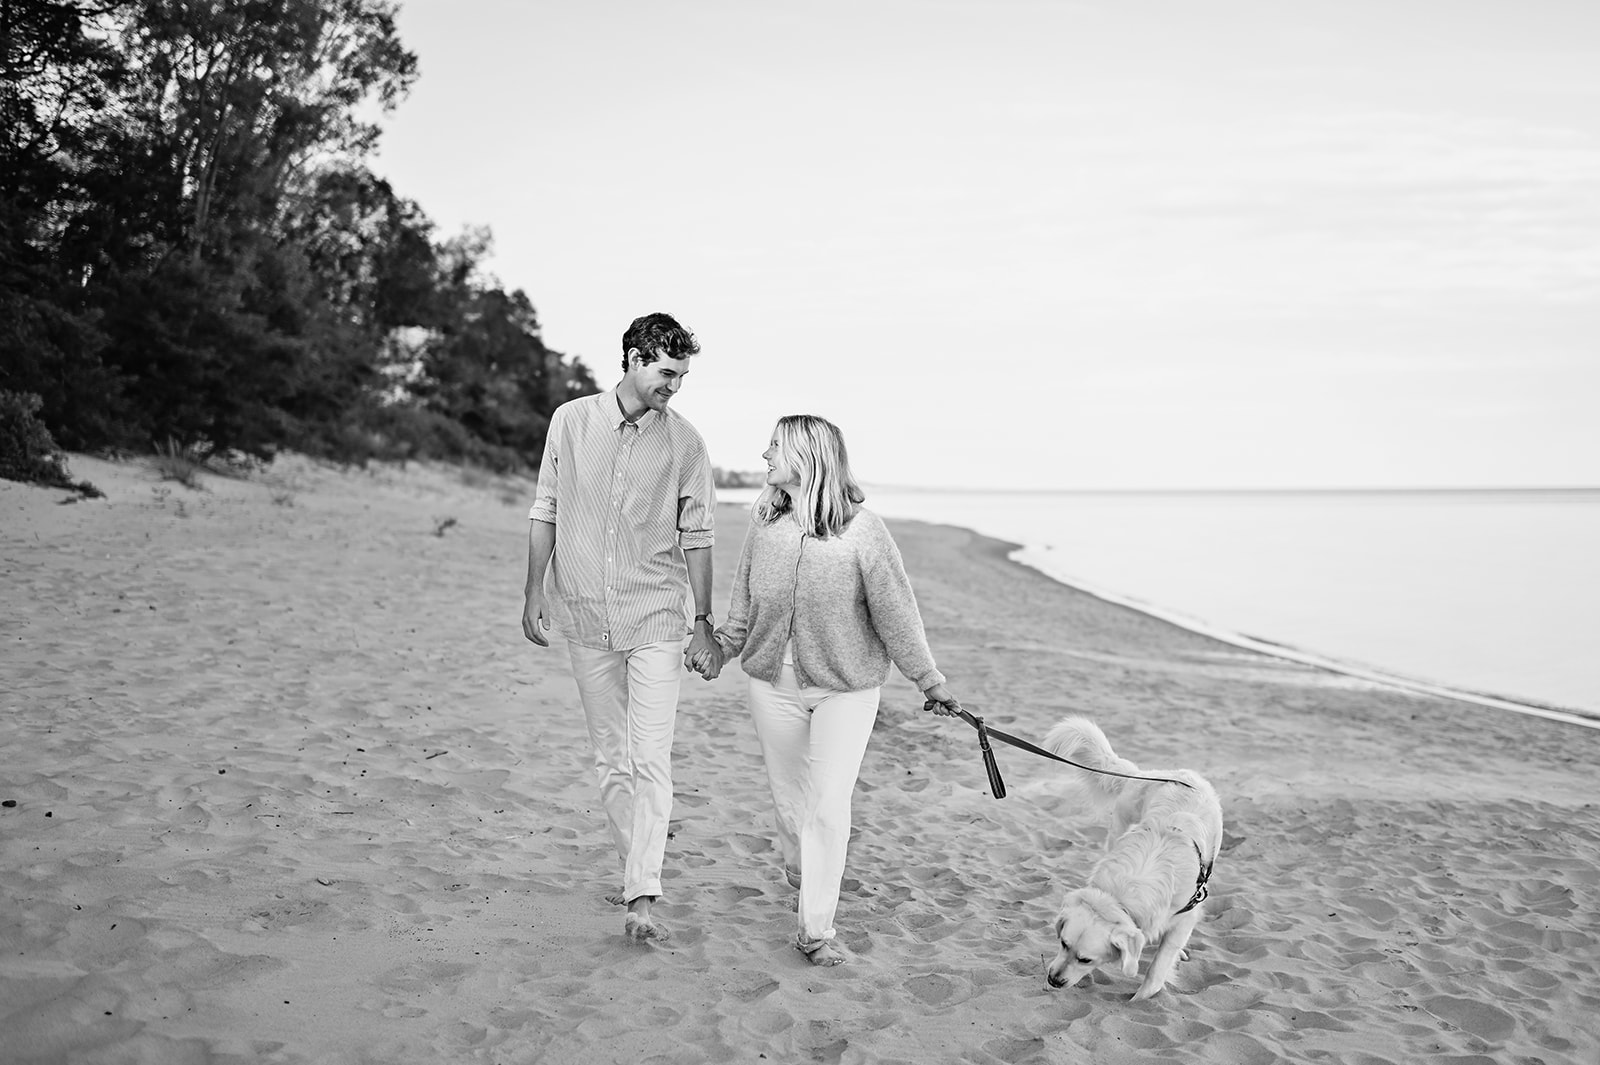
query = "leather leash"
xmin=927 ymin=703 xmax=1197 ymax=799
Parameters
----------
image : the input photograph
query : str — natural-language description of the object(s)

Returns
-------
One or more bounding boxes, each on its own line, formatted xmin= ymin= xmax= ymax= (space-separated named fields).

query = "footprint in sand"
xmin=728 ymin=976 xmax=779 ymax=1003
xmin=726 ymin=832 xmax=775 ymax=858
xmin=1341 ymin=893 xmax=1400 ymax=925
xmin=1421 ymin=994 xmax=1517 ymax=1042
xmin=713 ymin=884 xmax=764 ymax=906
xmin=905 ymin=972 xmax=968 ymax=1007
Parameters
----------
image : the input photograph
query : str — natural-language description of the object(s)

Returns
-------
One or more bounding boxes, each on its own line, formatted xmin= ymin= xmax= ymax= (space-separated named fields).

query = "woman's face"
xmin=763 ymin=430 xmax=801 ymax=491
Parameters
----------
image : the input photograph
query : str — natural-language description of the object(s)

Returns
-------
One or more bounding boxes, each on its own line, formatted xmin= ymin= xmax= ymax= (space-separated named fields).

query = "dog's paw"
xmin=1130 ymin=980 xmax=1166 ymax=1001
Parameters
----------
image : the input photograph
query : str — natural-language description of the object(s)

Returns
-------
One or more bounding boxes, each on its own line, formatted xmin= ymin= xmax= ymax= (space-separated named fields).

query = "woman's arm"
xmin=859 ymin=517 xmax=946 ymax=693
xmin=712 ymin=517 xmax=757 ymax=663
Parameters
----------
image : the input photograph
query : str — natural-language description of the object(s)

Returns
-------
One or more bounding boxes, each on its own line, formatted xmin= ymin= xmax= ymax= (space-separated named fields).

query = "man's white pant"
xmin=747 ymin=665 xmax=881 ymax=947
xmin=567 ymin=639 xmax=683 ymax=904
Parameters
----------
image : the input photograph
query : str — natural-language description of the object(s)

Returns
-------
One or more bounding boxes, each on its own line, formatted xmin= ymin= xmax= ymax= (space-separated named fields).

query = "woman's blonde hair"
xmin=753 ymin=414 xmax=865 ymax=537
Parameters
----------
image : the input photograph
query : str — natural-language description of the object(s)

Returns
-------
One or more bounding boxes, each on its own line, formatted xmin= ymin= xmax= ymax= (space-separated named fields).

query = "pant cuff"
xmin=624 ymin=884 xmax=663 ymax=905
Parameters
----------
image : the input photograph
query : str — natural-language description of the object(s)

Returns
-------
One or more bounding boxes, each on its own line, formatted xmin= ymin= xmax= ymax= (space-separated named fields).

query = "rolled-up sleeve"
xmin=676 ymin=437 xmax=716 ymax=550
xmin=528 ymin=414 xmax=561 ymax=523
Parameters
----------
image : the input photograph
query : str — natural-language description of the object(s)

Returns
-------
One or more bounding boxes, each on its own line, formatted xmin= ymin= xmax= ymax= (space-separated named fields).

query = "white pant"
xmin=567 ymin=639 xmax=683 ymax=903
xmin=747 ymin=665 xmax=881 ymax=945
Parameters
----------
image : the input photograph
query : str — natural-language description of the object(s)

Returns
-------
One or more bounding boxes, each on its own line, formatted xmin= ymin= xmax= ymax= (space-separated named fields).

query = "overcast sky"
xmin=371 ymin=0 xmax=1599 ymax=490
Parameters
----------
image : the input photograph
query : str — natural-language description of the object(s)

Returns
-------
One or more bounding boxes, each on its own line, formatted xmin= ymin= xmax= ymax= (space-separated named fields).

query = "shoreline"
xmin=723 ymin=486 xmax=1600 ymax=728
xmin=1008 ymin=546 xmax=1600 ymax=731
xmin=4 ymin=456 xmax=1598 ymax=1064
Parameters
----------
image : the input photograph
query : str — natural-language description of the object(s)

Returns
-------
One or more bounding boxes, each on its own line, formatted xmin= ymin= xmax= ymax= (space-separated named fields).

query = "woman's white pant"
xmin=747 ymin=665 xmax=881 ymax=946
xmin=567 ymin=639 xmax=683 ymax=904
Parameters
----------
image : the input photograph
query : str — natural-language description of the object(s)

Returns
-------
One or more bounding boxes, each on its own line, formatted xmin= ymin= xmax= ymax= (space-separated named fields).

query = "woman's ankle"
xmin=795 ymin=933 xmax=844 ymax=966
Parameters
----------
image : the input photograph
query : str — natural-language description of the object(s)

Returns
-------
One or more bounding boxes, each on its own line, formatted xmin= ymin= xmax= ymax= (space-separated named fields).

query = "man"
xmin=522 ymin=312 xmax=718 ymax=942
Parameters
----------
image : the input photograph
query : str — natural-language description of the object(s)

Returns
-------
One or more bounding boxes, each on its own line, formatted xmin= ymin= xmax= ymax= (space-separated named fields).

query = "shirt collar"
xmin=610 ymin=387 xmax=657 ymax=432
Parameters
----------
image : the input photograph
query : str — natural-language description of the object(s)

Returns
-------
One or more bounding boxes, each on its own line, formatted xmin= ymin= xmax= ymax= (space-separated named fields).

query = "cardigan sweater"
xmin=714 ymin=507 xmax=946 ymax=693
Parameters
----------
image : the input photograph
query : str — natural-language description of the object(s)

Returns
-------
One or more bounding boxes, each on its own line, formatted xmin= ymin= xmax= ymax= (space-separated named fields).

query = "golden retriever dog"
xmin=1041 ymin=716 xmax=1222 ymax=1000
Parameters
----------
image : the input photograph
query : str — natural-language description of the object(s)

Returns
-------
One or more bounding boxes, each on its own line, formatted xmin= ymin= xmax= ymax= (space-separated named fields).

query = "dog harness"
xmin=1175 ymin=841 xmax=1214 ymax=915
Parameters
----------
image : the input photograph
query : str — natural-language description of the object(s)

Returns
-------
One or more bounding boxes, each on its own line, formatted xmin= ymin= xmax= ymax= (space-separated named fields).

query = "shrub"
xmin=152 ymin=437 xmax=208 ymax=488
xmin=0 ymin=390 xmax=102 ymax=497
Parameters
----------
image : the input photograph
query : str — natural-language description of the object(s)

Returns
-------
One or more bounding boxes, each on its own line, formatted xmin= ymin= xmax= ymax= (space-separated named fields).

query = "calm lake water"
xmin=722 ymin=487 xmax=1600 ymax=718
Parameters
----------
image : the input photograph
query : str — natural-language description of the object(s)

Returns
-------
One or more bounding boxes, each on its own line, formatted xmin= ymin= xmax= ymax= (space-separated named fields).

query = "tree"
xmin=1 ymin=0 xmax=596 ymax=468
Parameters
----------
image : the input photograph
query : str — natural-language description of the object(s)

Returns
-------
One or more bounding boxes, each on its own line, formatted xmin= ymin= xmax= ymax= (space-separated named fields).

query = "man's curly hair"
xmin=621 ymin=312 xmax=700 ymax=371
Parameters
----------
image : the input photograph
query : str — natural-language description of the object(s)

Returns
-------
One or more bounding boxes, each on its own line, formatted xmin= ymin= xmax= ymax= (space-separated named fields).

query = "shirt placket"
xmin=602 ymin=421 xmax=637 ymax=646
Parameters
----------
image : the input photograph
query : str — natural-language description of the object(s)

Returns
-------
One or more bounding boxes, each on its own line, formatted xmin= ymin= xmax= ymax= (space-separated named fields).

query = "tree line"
xmin=1 ymin=0 xmax=597 ymax=475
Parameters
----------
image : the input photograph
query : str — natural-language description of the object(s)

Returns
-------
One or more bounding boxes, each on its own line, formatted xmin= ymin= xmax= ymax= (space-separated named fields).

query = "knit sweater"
xmin=714 ymin=507 xmax=946 ymax=694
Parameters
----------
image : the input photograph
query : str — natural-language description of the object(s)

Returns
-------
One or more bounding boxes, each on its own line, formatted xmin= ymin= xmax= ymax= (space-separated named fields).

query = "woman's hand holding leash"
xmin=922 ymin=683 xmax=963 ymax=717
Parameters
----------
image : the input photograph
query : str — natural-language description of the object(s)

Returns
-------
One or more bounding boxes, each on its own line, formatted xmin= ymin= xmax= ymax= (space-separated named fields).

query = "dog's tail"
xmin=1040 ymin=716 xmax=1143 ymax=812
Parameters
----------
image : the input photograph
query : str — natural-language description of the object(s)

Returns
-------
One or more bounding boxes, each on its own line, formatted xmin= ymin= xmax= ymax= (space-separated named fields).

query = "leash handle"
xmin=973 ymin=716 xmax=1007 ymax=799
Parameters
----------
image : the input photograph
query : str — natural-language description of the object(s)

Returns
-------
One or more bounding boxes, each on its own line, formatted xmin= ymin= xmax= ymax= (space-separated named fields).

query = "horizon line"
xmin=853 ymin=483 xmax=1600 ymax=496
xmin=707 ymin=480 xmax=1600 ymax=495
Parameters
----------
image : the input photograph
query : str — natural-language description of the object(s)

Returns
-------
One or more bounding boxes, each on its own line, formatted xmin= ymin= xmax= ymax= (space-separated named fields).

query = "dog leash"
xmin=927 ymin=703 xmax=1197 ymax=799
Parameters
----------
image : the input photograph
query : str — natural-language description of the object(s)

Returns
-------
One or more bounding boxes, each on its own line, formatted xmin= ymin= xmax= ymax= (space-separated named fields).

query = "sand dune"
xmin=3 ymin=454 xmax=1596 ymax=1064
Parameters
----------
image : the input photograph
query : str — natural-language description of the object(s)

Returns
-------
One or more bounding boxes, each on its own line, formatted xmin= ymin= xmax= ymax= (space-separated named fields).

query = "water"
xmin=720 ymin=486 xmax=1600 ymax=720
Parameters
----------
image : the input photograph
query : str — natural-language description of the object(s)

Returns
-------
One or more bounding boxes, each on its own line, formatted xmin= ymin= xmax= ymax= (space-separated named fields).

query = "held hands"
xmin=921 ymin=682 xmax=964 ymax=717
xmin=685 ymin=626 xmax=723 ymax=681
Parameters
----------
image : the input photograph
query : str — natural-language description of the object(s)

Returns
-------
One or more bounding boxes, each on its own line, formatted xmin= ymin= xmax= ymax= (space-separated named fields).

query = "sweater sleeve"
xmin=859 ymin=516 xmax=946 ymax=691
xmin=713 ymin=515 xmax=757 ymax=659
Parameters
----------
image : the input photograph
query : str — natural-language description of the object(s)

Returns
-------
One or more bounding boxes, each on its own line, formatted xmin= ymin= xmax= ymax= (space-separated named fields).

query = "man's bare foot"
xmin=604 ymin=890 xmax=626 ymax=906
xmin=624 ymin=910 xmax=670 ymax=942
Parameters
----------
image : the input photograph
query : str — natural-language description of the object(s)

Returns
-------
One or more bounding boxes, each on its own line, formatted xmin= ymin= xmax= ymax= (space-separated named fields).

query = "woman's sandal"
xmin=795 ymin=936 xmax=845 ymax=966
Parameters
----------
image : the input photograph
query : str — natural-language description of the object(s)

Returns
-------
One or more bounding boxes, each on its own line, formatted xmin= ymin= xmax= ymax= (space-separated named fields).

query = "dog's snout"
xmin=1046 ymin=972 xmax=1067 ymax=988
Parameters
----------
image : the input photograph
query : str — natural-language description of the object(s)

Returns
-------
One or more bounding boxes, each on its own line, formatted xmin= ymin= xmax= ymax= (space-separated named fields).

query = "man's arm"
xmin=684 ymin=545 xmax=719 ymax=676
xmin=522 ymin=519 xmax=556 ymax=646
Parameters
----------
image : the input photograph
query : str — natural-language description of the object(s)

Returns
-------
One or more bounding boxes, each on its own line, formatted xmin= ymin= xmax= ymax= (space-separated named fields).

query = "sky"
xmin=370 ymin=0 xmax=1599 ymax=490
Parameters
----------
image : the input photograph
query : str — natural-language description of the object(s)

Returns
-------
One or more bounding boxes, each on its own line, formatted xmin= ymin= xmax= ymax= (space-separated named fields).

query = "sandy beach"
xmin=3 ymin=454 xmax=1597 ymax=1065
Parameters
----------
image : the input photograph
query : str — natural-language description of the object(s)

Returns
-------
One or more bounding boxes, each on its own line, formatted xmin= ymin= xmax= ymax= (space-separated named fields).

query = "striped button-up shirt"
xmin=529 ymin=388 xmax=715 ymax=651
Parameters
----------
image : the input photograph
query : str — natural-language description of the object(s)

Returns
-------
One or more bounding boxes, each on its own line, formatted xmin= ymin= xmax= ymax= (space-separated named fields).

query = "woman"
xmin=696 ymin=414 xmax=963 ymax=967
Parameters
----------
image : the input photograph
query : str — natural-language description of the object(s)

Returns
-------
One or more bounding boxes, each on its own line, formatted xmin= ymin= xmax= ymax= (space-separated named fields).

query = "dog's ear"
xmin=1110 ymin=926 xmax=1145 ymax=975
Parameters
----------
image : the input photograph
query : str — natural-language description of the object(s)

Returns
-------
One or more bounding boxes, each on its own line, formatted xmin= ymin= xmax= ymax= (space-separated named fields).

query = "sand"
xmin=2 ymin=454 xmax=1597 ymax=1065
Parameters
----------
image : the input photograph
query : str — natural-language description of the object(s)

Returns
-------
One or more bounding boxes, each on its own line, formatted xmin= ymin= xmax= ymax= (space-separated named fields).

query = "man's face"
xmin=626 ymin=350 xmax=692 ymax=412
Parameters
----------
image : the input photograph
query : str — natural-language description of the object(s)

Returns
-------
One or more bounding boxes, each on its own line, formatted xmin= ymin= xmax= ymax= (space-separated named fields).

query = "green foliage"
xmin=1 ymin=0 xmax=595 ymax=474
xmin=0 ymin=390 xmax=101 ymax=496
